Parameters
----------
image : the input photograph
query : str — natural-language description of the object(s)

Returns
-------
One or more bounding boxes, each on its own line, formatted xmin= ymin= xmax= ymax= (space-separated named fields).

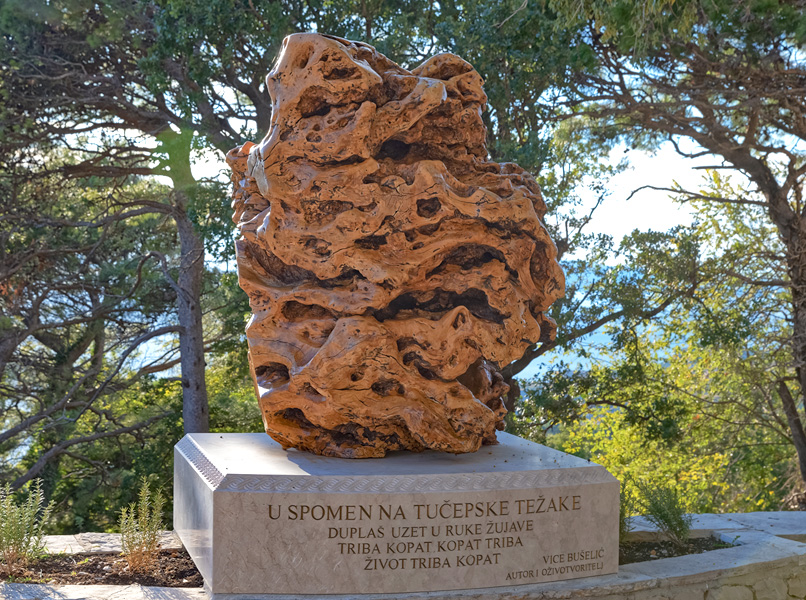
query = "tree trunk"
xmin=786 ymin=247 xmax=806 ymax=485
xmin=168 ymin=134 xmax=210 ymax=433
xmin=175 ymin=205 xmax=209 ymax=433
xmin=778 ymin=381 xmax=806 ymax=484
xmin=772 ymin=196 xmax=806 ymax=486
xmin=361 ymin=0 xmax=372 ymax=40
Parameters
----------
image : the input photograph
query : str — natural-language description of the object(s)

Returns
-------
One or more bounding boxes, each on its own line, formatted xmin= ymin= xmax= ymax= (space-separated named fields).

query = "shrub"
xmin=635 ymin=478 xmax=693 ymax=550
xmin=119 ymin=477 xmax=165 ymax=572
xmin=619 ymin=475 xmax=637 ymax=542
xmin=0 ymin=480 xmax=53 ymax=575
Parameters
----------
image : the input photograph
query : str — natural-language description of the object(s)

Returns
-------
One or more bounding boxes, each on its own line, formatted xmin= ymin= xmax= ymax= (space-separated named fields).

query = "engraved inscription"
xmin=259 ymin=491 xmax=608 ymax=584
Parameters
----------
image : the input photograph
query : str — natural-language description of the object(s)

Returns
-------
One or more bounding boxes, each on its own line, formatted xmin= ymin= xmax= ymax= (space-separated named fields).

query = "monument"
xmin=175 ymin=32 xmax=618 ymax=598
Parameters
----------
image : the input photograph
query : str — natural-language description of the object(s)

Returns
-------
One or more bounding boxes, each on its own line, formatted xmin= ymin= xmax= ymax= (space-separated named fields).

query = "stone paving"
xmin=0 ymin=583 xmax=207 ymax=599
xmin=41 ymin=532 xmax=183 ymax=555
xmin=1 ymin=514 xmax=805 ymax=599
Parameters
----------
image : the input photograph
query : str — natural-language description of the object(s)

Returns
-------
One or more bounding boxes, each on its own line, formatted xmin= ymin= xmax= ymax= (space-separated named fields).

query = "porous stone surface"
xmin=226 ymin=32 xmax=564 ymax=458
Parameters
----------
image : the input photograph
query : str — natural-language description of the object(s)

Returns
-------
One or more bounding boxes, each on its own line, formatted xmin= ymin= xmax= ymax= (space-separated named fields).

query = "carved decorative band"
xmin=176 ymin=436 xmax=225 ymax=487
xmin=216 ymin=467 xmax=612 ymax=493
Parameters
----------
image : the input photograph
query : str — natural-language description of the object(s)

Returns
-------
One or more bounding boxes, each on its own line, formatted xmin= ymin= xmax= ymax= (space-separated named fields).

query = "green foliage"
xmin=0 ymin=480 xmax=53 ymax=574
xmin=512 ymin=157 xmax=798 ymax=511
xmin=43 ymin=378 xmax=184 ymax=534
xmin=619 ymin=476 xmax=636 ymax=542
xmin=536 ymin=0 xmax=806 ymax=507
xmin=119 ymin=477 xmax=165 ymax=573
xmin=208 ymin=367 xmax=262 ymax=434
xmin=520 ymin=328 xmax=793 ymax=515
xmin=40 ymin=359 xmax=258 ymax=534
xmin=549 ymin=0 xmax=806 ymax=57
xmin=634 ymin=479 xmax=693 ymax=551
xmin=0 ymin=169 xmax=181 ymax=504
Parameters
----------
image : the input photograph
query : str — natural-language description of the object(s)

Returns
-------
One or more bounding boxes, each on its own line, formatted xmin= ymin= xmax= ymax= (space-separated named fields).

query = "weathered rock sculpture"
xmin=227 ymin=33 xmax=565 ymax=458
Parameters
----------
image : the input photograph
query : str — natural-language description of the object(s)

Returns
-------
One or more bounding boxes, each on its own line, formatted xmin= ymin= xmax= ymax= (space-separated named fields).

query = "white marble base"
xmin=174 ymin=432 xmax=619 ymax=597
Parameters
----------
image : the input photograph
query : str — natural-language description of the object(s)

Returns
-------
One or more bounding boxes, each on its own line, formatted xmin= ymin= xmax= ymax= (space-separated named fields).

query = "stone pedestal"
xmin=174 ymin=433 xmax=618 ymax=598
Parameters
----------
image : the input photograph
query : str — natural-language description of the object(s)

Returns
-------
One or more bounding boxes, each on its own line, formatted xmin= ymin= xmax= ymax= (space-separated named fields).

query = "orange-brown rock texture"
xmin=227 ymin=33 xmax=565 ymax=458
